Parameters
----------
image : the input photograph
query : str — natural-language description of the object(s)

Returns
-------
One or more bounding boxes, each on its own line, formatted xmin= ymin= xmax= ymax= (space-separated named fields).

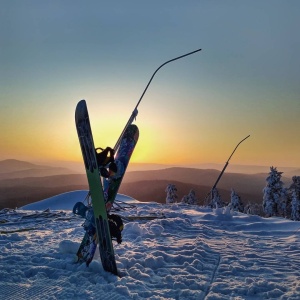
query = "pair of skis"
xmin=75 ymin=100 xmax=138 ymax=275
xmin=75 ymin=48 xmax=201 ymax=275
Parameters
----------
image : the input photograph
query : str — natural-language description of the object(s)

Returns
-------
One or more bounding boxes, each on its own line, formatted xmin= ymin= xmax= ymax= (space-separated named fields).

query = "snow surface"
xmin=0 ymin=191 xmax=300 ymax=299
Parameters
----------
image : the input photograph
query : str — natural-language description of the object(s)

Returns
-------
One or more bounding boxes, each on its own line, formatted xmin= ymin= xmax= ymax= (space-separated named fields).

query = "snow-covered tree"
xmin=289 ymin=176 xmax=300 ymax=221
xmin=181 ymin=189 xmax=197 ymax=205
xmin=181 ymin=195 xmax=189 ymax=204
xmin=188 ymin=189 xmax=197 ymax=205
xmin=263 ymin=166 xmax=287 ymax=217
xmin=244 ymin=202 xmax=263 ymax=216
xmin=165 ymin=184 xmax=178 ymax=204
xmin=208 ymin=188 xmax=225 ymax=209
xmin=229 ymin=189 xmax=244 ymax=212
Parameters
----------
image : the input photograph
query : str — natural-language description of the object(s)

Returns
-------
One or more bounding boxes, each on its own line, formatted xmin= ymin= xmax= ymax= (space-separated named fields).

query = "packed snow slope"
xmin=0 ymin=190 xmax=299 ymax=300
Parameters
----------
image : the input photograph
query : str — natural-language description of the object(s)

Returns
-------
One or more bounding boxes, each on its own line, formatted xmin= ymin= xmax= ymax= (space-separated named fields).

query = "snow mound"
xmin=20 ymin=190 xmax=137 ymax=211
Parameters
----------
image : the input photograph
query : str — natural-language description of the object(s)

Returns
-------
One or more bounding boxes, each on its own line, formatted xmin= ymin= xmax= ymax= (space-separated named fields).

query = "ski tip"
xmin=76 ymin=99 xmax=86 ymax=107
xmin=75 ymin=99 xmax=88 ymax=121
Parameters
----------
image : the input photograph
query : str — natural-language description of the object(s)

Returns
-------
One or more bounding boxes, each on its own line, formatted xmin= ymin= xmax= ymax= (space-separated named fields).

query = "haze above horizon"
xmin=1 ymin=1 xmax=299 ymax=168
xmin=1 ymin=158 xmax=299 ymax=177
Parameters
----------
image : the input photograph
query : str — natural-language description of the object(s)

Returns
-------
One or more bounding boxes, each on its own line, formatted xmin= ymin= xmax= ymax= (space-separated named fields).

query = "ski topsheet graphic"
xmin=104 ymin=124 xmax=139 ymax=206
xmin=75 ymin=99 xmax=118 ymax=275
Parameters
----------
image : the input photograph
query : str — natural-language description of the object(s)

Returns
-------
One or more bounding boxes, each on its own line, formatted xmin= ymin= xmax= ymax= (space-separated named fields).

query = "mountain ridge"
xmin=0 ymin=159 xmax=47 ymax=173
xmin=0 ymin=159 xmax=77 ymax=179
xmin=0 ymin=159 xmax=296 ymax=209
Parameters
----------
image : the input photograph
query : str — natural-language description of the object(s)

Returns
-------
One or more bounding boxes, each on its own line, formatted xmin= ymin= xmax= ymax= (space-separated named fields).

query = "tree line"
xmin=165 ymin=167 xmax=300 ymax=221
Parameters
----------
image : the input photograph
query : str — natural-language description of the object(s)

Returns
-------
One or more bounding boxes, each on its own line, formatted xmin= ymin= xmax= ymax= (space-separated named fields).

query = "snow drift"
xmin=0 ymin=191 xmax=299 ymax=299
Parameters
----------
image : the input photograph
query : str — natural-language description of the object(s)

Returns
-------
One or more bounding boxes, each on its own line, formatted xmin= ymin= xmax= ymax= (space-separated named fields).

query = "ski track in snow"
xmin=0 ymin=193 xmax=300 ymax=300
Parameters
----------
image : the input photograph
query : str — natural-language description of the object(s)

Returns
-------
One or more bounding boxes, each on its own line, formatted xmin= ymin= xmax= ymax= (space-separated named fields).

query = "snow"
xmin=0 ymin=191 xmax=300 ymax=299
xmin=20 ymin=190 xmax=137 ymax=210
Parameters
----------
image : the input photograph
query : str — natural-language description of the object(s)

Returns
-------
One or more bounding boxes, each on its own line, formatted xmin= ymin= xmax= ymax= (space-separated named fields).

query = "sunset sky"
xmin=1 ymin=1 xmax=299 ymax=169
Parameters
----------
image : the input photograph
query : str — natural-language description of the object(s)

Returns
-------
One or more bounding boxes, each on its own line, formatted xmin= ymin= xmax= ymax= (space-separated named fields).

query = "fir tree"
xmin=263 ymin=166 xmax=287 ymax=217
xmin=229 ymin=189 xmax=244 ymax=212
xmin=181 ymin=195 xmax=189 ymax=204
xmin=244 ymin=202 xmax=263 ymax=216
xmin=181 ymin=189 xmax=197 ymax=205
xmin=289 ymin=176 xmax=300 ymax=221
xmin=188 ymin=189 xmax=197 ymax=205
xmin=208 ymin=188 xmax=224 ymax=209
xmin=165 ymin=184 xmax=178 ymax=204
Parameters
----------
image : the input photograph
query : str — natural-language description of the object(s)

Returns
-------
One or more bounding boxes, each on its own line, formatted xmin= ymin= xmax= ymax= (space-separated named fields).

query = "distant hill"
xmin=190 ymin=164 xmax=299 ymax=176
xmin=121 ymin=167 xmax=292 ymax=204
xmin=127 ymin=162 xmax=300 ymax=176
xmin=0 ymin=174 xmax=88 ymax=209
xmin=120 ymin=181 xmax=261 ymax=205
xmin=0 ymin=159 xmax=77 ymax=179
xmin=119 ymin=180 xmax=229 ymax=205
xmin=0 ymin=174 xmax=87 ymax=189
xmin=0 ymin=159 xmax=87 ymax=209
xmin=285 ymin=169 xmax=300 ymax=178
xmin=123 ymin=167 xmax=268 ymax=191
xmin=0 ymin=159 xmax=49 ymax=173
xmin=0 ymin=160 xmax=296 ymax=209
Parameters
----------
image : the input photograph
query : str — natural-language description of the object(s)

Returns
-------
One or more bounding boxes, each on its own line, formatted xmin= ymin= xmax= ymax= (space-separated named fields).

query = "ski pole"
xmin=114 ymin=48 xmax=202 ymax=152
xmin=212 ymin=135 xmax=250 ymax=190
xmin=209 ymin=135 xmax=250 ymax=201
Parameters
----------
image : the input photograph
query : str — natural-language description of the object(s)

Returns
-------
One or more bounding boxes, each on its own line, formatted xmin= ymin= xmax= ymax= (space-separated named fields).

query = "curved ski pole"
xmin=212 ymin=134 xmax=250 ymax=190
xmin=114 ymin=48 xmax=202 ymax=152
xmin=210 ymin=134 xmax=250 ymax=199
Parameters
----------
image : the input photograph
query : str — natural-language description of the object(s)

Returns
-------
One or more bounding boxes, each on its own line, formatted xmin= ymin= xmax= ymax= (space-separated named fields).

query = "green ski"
xmin=75 ymin=99 xmax=118 ymax=275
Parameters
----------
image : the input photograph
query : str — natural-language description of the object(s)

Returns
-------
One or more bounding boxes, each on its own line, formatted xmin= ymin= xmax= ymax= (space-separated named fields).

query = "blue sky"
xmin=1 ymin=1 xmax=299 ymax=168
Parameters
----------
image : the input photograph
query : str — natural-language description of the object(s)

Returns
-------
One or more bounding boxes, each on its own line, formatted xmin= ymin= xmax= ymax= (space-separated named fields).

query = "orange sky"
xmin=1 ymin=1 xmax=300 ymax=168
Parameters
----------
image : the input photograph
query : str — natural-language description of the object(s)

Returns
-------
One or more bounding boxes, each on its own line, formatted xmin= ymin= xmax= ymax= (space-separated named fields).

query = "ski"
xmin=104 ymin=124 xmax=139 ymax=206
xmin=75 ymin=99 xmax=118 ymax=275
